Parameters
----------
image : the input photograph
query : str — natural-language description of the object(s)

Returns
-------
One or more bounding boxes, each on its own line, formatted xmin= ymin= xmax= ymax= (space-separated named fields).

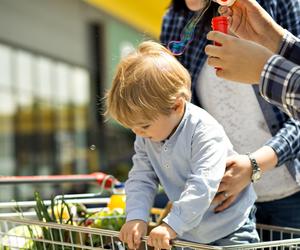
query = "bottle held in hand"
xmin=211 ymin=16 xmax=228 ymax=70
xmin=211 ymin=16 xmax=228 ymax=45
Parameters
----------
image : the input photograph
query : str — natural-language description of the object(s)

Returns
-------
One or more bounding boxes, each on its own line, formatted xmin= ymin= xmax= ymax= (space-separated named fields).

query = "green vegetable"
xmin=2 ymin=225 xmax=43 ymax=249
xmin=87 ymin=207 xmax=126 ymax=231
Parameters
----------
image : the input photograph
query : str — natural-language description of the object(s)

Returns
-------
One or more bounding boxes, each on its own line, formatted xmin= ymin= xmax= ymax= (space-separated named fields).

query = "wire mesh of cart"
xmin=0 ymin=173 xmax=169 ymax=250
xmin=2 ymin=217 xmax=300 ymax=250
xmin=1 ymin=174 xmax=300 ymax=250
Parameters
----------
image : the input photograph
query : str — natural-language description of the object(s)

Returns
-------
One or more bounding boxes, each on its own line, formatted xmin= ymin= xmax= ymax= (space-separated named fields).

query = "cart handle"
xmin=0 ymin=172 xmax=117 ymax=188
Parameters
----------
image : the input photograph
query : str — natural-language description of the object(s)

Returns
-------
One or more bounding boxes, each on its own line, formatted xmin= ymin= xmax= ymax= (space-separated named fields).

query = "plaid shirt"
xmin=260 ymin=32 xmax=300 ymax=120
xmin=160 ymin=0 xmax=300 ymax=183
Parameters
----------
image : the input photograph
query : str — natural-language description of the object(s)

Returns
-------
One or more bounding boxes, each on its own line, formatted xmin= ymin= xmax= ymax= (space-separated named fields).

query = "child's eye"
xmin=142 ymin=125 xmax=150 ymax=129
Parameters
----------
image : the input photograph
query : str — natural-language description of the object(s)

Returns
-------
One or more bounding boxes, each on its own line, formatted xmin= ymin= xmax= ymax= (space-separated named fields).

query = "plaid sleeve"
xmin=260 ymin=0 xmax=300 ymax=165
xmin=278 ymin=31 xmax=300 ymax=64
xmin=275 ymin=0 xmax=300 ymax=38
xmin=260 ymin=55 xmax=300 ymax=164
xmin=160 ymin=9 xmax=171 ymax=46
xmin=260 ymin=54 xmax=300 ymax=120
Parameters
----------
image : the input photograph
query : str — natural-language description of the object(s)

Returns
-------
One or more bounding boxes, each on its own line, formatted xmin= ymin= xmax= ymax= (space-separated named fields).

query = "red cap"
xmin=211 ymin=16 xmax=229 ymax=69
xmin=211 ymin=16 xmax=228 ymax=34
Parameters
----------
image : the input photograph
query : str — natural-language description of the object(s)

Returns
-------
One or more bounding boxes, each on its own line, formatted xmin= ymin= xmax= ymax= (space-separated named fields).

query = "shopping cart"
xmin=1 ymin=174 xmax=300 ymax=250
xmin=0 ymin=173 xmax=168 ymax=249
xmin=0 ymin=173 xmax=118 ymax=219
xmin=2 ymin=218 xmax=300 ymax=250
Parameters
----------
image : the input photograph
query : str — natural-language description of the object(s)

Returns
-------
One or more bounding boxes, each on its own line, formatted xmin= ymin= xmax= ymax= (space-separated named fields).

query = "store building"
xmin=0 ymin=0 xmax=169 ymax=201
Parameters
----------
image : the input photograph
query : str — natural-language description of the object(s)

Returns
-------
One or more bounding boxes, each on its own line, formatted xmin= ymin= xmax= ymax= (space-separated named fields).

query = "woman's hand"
xmin=205 ymin=31 xmax=272 ymax=83
xmin=119 ymin=220 xmax=147 ymax=249
xmin=213 ymin=146 xmax=278 ymax=212
xmin=147 ymin=223 xmax=177 ymax=250
xmin=212 ymin=154 xmax=252 ymax=212
xmin=219 ymin=0 xmax=285 ymax=52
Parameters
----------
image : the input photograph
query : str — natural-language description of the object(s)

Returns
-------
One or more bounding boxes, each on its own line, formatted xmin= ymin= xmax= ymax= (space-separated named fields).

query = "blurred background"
xmin=0 ymin=0 xmax=170 ymax=202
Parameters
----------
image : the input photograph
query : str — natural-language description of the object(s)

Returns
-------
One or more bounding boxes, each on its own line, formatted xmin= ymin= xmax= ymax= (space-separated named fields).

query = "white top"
xmin=197 ymin=61 xmax=300 ymax=202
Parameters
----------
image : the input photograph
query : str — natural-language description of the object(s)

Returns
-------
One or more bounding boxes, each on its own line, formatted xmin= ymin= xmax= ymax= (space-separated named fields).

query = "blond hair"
xmin=105 ymin=41 xmax=191 ymax=128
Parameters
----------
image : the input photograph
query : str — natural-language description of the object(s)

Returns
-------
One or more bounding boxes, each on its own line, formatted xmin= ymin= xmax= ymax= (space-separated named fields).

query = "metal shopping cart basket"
xmin=0 ymin=173 xmax=170 ymax=250
xmin=1 ymin=174 xmax=300 ymax=250
xmin=2 ymin=217 xmax=300 ymax=250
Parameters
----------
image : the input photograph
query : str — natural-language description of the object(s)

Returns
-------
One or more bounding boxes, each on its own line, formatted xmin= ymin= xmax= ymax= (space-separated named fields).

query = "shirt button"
xmin=164 ymin=147 xmax=168 ymax=151
xmin=165 ymin=164 xmax=169 ymax=168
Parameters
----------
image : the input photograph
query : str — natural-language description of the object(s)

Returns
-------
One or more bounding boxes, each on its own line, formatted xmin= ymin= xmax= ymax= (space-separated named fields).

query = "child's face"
xmin=131 ymin=100 xmax=185 ymax=142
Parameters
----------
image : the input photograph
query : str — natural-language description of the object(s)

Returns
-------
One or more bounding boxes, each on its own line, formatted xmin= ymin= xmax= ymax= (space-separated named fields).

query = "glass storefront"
xmin=0 ymin=44 xmax=92 ymax=201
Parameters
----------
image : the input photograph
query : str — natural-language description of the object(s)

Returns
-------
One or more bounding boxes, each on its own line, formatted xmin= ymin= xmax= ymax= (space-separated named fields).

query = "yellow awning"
xmin=85 ymin=0 xmax=171 ymax=38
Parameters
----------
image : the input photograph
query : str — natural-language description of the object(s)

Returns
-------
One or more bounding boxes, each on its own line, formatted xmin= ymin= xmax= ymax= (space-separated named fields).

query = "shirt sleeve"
xmin=265 ymin=117 xmax=300 ymax=166
xmin=274 ymin=0 xmax=300 ymax=39
xmin=125 ymin=137 xmax=159 ymax=222
xmin=278 ymin=31 xmax=300 ymax=65
xmin=160 ymin=8 xmax=173 ymax=46
xmin=163 ymin=123 xmax=228 ymax=236
xmin=259 ymin=54 xmax=300 ymax=122
xmin=260 ymin=28 xmax=300 ymax=164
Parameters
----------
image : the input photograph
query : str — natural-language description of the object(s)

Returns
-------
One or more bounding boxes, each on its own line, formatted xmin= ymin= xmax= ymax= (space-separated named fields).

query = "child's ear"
xmin=173 ymin=97 xmax=185 ymax=113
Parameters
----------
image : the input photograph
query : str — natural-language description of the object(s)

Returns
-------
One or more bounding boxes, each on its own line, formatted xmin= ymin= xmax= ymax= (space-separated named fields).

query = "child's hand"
xmin=147 ymin=223 xmax=177 ymax=250
xmin=119 ymin=220 xmax=147 ymax=249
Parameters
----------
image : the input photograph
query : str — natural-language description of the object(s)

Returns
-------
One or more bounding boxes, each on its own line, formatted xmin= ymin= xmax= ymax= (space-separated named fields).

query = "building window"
xmin=0 ymin=44 xmax=92 ymax=201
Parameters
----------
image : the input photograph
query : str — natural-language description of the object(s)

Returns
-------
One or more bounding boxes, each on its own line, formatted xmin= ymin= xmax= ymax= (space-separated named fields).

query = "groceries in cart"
xmin=0 ymin=173 xmax=128 ymax=249
xmin=2 ymin=173 xmax=300 ymax=250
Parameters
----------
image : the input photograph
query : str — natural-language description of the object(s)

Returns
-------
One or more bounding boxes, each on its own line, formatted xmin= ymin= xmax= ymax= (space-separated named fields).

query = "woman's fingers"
xmin=207 ymin=56 xmax=223 ymax=68
xmin=212 ymin=191 xmax=228 ymax=205
xmin=214 ymin=195 xmax=237 ymax=212
xmin=218 ymin=5 xmax=232 ymax=16
xmin=205 ymin=44 xmax=222 ymax=57
xmin=207 ymin=31 xmax=229 ymax=45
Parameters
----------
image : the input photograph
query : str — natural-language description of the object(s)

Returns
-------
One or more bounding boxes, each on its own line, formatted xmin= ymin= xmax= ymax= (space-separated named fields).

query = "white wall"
xmin=0 ymin=0 xmax=105 ymax=67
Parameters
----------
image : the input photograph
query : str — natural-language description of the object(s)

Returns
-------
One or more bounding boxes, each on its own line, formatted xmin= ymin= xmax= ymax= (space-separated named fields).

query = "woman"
xmin=160 ymin=0 xmax=300 ymax=230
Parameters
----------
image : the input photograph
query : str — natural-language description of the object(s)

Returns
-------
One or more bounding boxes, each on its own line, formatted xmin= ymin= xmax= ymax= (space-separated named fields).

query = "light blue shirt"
xmin=125 ymin=102 xmax=257 ymax=243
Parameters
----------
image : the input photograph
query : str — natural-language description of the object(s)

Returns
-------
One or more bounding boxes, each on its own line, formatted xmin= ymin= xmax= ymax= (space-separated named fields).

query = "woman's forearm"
xmin=251 ymin=146 xmax=278 ymax=174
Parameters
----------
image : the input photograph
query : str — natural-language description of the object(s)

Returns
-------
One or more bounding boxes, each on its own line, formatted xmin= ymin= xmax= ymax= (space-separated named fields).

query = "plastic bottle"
xmin=211 ymin=16 xmax=228 ymax=46
xmin=211 ymin=16 xmax=228 ymax=34
xmin=211 ymin=16 xmax=228 ymax=70
xmin=107 ymin=183 xmax=126 ymax=211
